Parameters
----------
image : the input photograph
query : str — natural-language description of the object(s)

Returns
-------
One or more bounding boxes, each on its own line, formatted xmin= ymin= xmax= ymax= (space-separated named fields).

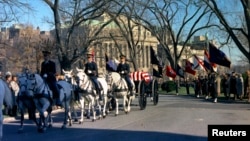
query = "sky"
xmin=17 ymin=0 xmax=53 ymax=31
xmin=9 ymin=0 xmax=245 ymax=66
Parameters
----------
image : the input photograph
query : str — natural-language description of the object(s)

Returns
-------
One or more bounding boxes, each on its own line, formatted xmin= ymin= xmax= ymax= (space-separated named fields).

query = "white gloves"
xmin=121 ymin=71 xmax=124 ymax=74
xmin=43 ymin=74 xmax=48 ymax=78
xmin=88 ymin=70 xmax=92 ymax=73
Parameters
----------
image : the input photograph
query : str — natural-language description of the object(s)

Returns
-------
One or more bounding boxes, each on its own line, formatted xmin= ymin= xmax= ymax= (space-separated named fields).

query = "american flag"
xmin=130 ymin=71 xmax=152 ymax=83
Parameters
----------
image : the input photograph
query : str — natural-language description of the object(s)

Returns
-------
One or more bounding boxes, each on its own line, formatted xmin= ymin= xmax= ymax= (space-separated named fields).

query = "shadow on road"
xmin=3 ymin=123 xmax=206 ymax=141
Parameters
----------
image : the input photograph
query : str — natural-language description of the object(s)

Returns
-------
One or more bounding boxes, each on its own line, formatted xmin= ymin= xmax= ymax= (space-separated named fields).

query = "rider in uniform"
xmin=116 ymin=54 xmax=133 ymax=96
xmin=40 ymin=50 xmax=61 ymax=106
xmin=84 ymin=52 xmax=102 ymax=100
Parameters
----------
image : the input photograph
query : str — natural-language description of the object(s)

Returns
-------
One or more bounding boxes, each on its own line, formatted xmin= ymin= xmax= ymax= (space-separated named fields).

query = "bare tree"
xmin=135 ymin=0 xmax=215 ymax=70
xmin=203 ymin=0 xmax=250 ymax=64
xmin=0 ymin=0 xmax=31 ymax=26
xmin=42 ymin=0 xmax=119 ymax=71
xmin=106 ymin=1 xmax=155 ymax=71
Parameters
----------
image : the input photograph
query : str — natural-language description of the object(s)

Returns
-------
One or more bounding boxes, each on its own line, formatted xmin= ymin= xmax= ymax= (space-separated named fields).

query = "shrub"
xmin=161 ymin=81 xmax=176 ymax=93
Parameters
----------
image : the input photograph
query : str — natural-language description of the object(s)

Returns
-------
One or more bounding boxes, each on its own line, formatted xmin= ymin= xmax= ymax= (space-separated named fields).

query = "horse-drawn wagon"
xmin=130 ymin=71 xmax=159 ymax=110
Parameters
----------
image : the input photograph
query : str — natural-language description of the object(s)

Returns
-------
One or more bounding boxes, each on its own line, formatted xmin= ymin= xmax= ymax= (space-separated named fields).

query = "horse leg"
xmin=69 ymin=99 xmax=78 ymax=122
xmin=72 ymin=102 xmax=78 ymax=122
xmin=68 ymin=104 xmax=73 ymax=126
xmin=115 ymin=98 xmax=119 ymax=116
xmin=127 ymin=96 xmax=131 ymax=113
xmin=79 ymin=98 xmax=85 ymax=124
xmin=38 ymin=113 xmax=47 ymax=133
xmin=91 ymin=100 xmax=96 ymax=122
xmin=102 ymin=96 xmax=107 ymax=118
xmin=18 ymin=109 xmax=25 ymax=133
xmin=62 ymin=103 xmax=68 ymax=129
xmin=86 ymin=101 xmax=91 ymax=119
xmin=123 ymin=96 xmax=128 ymax=114
xmin=45 ymin=105 xmax=53 ymax=128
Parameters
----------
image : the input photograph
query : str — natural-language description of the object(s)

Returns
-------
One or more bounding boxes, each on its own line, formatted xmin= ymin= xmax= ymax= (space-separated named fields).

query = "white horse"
xmin=17 ymin=73 xmax=38 ymax=133
xmin=26 ymin=73 xmax=74 ymax=132
xmin=0 ymin=79 xmax=14 ymax=140
xmin=62 ymin=69 xmax=81 ymax=122
xmin=75 ymin=67 xmax=108 ymax=123
xmin=105 ymin=72 xmax=135 ymax=116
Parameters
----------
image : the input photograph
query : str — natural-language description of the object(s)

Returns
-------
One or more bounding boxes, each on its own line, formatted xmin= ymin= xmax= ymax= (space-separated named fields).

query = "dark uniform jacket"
xmin=40 ymin=60 xmax=56 ymax=81
xmin=84 ymin=61 xmax=98 ymax=77
xmin=116 ymin=63 xmax=130 ymax=77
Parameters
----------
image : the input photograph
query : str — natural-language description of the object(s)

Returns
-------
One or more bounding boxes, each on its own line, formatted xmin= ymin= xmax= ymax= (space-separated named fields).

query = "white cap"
xmin=5 ymin=71 xmax=12 ymax=76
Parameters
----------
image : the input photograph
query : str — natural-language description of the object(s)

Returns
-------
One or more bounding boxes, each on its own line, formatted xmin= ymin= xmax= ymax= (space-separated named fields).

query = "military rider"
xmin=40 ymin=50 xmax=61 ymax=106
xmin=84 ymin=52 xmax=102 ymax=100
xmin=116 ymin=54 xmax=133 ymax=96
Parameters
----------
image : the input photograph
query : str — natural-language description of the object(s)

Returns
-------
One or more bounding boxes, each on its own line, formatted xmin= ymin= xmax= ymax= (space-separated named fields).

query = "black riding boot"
xmin=129 ymin=87 xmax=133 ymax=96
xmin=98 ymin=90 xmax=103 ymax=101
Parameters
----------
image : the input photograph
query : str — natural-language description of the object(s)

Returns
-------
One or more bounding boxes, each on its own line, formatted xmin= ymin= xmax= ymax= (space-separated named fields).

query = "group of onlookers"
xmin=193 ymin=70 xmax=250 ymax=103
xmin=1 ymin=71 xmax=20 ymax=116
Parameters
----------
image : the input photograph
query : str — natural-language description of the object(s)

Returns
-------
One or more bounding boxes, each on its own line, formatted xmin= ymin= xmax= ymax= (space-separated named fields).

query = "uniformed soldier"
xmin=84 ymin=52 xmax=102 ymax=100
xmin=40 ymin=50 xmax=61 ymax=106
xmin=116 ymin=54 xmax=133 ymax=96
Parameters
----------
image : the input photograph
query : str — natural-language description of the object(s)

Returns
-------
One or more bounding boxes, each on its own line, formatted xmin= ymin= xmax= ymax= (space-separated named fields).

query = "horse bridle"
xmin=76 ymin=73 xmax=91 ymax=90
xmin=27 ymin=75 xmax=44 ymax=93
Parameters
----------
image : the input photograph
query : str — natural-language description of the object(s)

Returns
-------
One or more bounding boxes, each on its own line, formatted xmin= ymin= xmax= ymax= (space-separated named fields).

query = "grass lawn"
xmin=159 ymin=86 xmax=250 ymax=103
xmin=159 ymin=86 xmax=195 ymax=95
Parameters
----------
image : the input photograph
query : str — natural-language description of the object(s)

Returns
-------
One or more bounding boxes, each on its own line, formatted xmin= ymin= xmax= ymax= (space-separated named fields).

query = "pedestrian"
xmin=221 ymin=73 xmax=229 ymax=98
xmin=40 ymin=50 xmax=61 ymax=106
xmin=247 ymin=70 xmax=250 ymax=102
xmin=9 ymin=75 xmax=19 ymax=116
xmin=236 ymin=73 xmax=244 ymax=100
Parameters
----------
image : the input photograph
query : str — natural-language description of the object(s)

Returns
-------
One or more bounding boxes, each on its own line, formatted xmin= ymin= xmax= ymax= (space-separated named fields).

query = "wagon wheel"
xmin=152 ymin=79 xmax=159 ymax=105
xmin=138 ymin=81 xmax=147 ymax=110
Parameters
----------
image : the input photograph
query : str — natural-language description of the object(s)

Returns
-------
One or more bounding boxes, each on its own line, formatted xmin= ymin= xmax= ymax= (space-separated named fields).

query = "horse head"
xmin=26 ymin=73 xmax=51 ymax=97
xmin=62 ymin=69 xmax=74 ymax=82
xmin=75 ymin=67 xmax=89 ymax=90
xmin=18 ymin=73 xmax=30 ymax=96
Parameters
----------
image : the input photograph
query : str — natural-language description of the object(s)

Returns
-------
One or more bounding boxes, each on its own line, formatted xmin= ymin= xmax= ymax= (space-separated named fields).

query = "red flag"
xmin=185 ymin=60 xmax=196 ymax=75
xmin=91 ymin=49 xmax=95 ymax=62
xmin=193 ymin=55 xmax=206 ymax=70
xmin=166 ymin=65 xmax=176 ymax=79
xmin=204 ymin=49 xmax=217 ymax=72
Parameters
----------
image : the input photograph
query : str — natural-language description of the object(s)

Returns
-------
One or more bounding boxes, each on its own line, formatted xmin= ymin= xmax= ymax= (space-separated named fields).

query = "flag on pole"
xmin=105 ymin=53 xmax=109 ymax=62
xmin=166 ymin=65 xmax=176 ymax=79
xmin=150 ymin=46 xmax=160 ymax=66
xmin=193 ymin=55 xmax=206 ymax=70
xmin=176 ymin=64 xmax=184 ymax=78
xmin=185 ymin=59 xmax=196 ymax=75
xmin=153 ymin=68 xmax=162 ymax=78
xmin=91 ymin=49 xmax=95 ymax=62
xmin=204 ymin=50 xmax=215 ymax=72
xmin=105 ymin=53 xmax=118 ymax=72
xmin=209 ymin=42 xmax=231 ymax=68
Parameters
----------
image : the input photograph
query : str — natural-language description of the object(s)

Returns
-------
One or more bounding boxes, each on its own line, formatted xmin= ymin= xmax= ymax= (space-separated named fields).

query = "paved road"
xmin=2 ymin=94 xmax=250 ymax=141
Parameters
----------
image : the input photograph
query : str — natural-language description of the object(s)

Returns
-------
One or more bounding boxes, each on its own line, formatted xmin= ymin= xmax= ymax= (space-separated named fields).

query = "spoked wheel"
xmin=138 ymin=81 xmax=147 ymax=110
xmin=152 ymin=79 xmax=159 ymax=105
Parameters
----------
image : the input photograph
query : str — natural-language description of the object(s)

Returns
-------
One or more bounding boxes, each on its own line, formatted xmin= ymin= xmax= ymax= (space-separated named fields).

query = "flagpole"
xmin=205 ymin=32 xmax=210 ymax=74
xmin=205 ymin=32 xmax=209 ymax=50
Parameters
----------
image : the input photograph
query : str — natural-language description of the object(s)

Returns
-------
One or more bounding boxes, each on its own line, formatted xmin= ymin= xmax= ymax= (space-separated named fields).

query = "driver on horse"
xmin=40 ymin=50 xmax=61 ymax=106
xmin=116 ymin=54 xmax=133 ymax=96
xmin=84 ymin=52 xmax=102 ymax=101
